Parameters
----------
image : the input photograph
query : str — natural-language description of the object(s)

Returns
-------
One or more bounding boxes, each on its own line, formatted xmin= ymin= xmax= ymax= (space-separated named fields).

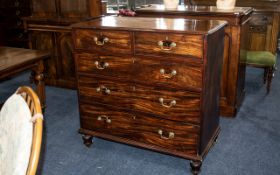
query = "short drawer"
xmin=80 ymin=103 xmax=199 ymax=155
xmin=78 ymin=76 xmax=134 ymax=108
xmin=75 ymin=53 xmax=133 ymax=80
xmin=78 ymin=76 xmax=201 ymax=124
xmin=73 ymin=29 xmax=132 ymax=54
xmin=135 ymin=32 xmax=204 ymax=58
xmin=133 ymin=56 xmax=203 ymax=91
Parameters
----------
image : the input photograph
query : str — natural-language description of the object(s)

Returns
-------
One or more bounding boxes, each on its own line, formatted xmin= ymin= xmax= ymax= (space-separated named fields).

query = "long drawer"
xmin=76 ymin=53 xmax=203 ymax=91
xmin=73 ymin=29 xmax=132 ymax=54
xmin=80 ymin=103 xmax=199 ymax=155
xmin=78 ymin=76 xmax=201 ymax=124
xmin=135 ymin=31 xmax=204 ymax=58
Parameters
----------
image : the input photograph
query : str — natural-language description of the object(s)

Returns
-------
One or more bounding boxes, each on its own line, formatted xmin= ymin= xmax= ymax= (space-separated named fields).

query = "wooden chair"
xmin=246 ymin=51 xmax=277 ymax=94
xmin=0 ymin=86 xmax=43 ymax=175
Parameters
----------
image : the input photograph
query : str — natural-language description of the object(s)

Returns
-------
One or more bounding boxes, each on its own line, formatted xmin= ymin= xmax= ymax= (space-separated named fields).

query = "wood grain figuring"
xmin=135 ymin=32 xmax=204 ymax=58
xmin=200 ymin=27 xmax=224 ymax=154
xmin=75 ymin=53 xmax=133 ymax=80
xmin=73 ymin=29 xmax=132 ymax=54
xmin=60 ymin=0 xmax=88 ymax=17
xmin=136 ymin=5 xmax=253 ymax=117
xmin=75 ymin=53 xmax=203 ymax=91
xmin=22 ymin=0 xmax=103 ymax=89
xmin=73 ymin=16 xmax=226 ymax=174
xmin=58 ymin=33 xmax=75 ymax=80
xmin=188 ymin=0 xmax=280 ymax=54
xmin=0 ymin=47 xmax=50 ymax=109
xmin=133 ymin=56 xmax=203 ymax=91
xmin=31 ymin=0 xmax=57 ymax=17
xmin=78 ymin=75 xmax=201 ymax=124
xmin=80 ymin=103 xmax=199 ymax=155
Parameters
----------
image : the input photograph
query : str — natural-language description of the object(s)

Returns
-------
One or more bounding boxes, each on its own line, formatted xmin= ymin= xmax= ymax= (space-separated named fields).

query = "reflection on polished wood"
xmin=72 ymin=16 xmax=226 ymax=174
xmin=0 ymin=47 xmax=50 ymax=109
xmin=185 ymin=0 xmax=280 ymax=54
xmin=136 ymin=5 xmax=253 ymax=117
xmin=72 ymin=16 xmax=227 ymax=33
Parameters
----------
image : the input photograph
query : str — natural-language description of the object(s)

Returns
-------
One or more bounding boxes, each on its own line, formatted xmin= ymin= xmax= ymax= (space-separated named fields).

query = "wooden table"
xmin=0 ymin=47 xmax=50 ymax=109
xmin=136 ymin=5 xmax=253 ymax=117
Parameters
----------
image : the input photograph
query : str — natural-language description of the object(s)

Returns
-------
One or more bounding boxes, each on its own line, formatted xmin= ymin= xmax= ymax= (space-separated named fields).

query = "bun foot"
xmin=214 ymin=134 xmax=219 ymax=144
xmin=82 ymin=135 xmax=93 ymax=147
xmin=190 ymin=160 xmax=202 ymax=175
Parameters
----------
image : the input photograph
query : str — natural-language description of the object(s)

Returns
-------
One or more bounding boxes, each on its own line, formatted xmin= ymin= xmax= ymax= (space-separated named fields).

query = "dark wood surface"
xmin=0 ymin=47 xmax=50 ymax=108
xmin=72 ymin=16 xmax=227 ymax=34
xmin=72 ymin=16 xmax=226 ymax=174
xmin=136 ymin=4 xmax=252 ymax=17
xmin=184 ymin=0 xmax=280 ymax=54
xmin=22 ymin=0 xmax=104 ymax=89
xmin=0 ymin=0 xmax=31 ymax=48
xmin=136 ymin=5 xmax=253 ymax=117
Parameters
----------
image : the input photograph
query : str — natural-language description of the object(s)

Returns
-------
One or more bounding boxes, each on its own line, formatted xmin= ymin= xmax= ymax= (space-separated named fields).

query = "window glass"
xmin=107 ymin=0 xmax=184 ymax=12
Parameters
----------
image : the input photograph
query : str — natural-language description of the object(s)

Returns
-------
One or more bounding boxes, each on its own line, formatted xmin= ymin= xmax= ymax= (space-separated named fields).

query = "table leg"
xmin=34 ymin=60 xmax=45 ymax=110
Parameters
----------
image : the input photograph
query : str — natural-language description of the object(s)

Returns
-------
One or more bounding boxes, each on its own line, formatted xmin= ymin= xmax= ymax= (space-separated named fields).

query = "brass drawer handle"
xmin=93 ymin=36 xmax=109 ymax=46
xmin=94 ymin=61 xmax=109 ymax=70
xmin=96 ymin=85 xmax=111 ymax=94
xmin=160 ymin=68 xmax=177 ymax=78
xmin=159 ymin=98 xmax=176 ymax=108
xmin=97 ymin=115 xmax=111 ymax=123
xmin=158 ymin=38 xmax=176 ymax=51
xmin=158 ymin=130 xmax=175 ymax=139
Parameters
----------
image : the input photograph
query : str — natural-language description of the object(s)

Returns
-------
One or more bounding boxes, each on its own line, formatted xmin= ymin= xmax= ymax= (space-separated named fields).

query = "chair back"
xmin=0 ymin=86 xmax=43 ymax=175
xmin=16 ymin=86 xmax=43 ymax=175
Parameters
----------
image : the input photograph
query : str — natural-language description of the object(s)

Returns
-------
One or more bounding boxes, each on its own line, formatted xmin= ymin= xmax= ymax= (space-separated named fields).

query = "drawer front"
xmin=135 ymin=32 xmax=204 ymax=58
xmin=133 ymin=56 xmax=202 ymax=91
xmin=80 ymin=103 xmax=199 ymax=155
xmin=73 ymin=29 xmax=132 ymax=54
xmin=78 ymin=76 xmax=201 ymax=124
xmin=78 ymin=76 xmax=134 ymax=108
xmin=75 ymin=53 xmax=133 ymax=80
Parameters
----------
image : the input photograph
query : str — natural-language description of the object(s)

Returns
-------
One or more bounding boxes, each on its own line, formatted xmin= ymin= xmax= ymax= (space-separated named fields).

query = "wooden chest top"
xmin=136 ymin=4 xmax=253 ymax=17
xmin=71 ymin=16 xmax=227 ymax=34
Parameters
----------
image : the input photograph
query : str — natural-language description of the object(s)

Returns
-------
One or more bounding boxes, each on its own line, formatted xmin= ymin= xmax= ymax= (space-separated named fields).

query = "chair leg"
xmin=266 ymin=67 xmax=274 ymax=94
xmin=263 ymin=68 xmax=269 ymax=84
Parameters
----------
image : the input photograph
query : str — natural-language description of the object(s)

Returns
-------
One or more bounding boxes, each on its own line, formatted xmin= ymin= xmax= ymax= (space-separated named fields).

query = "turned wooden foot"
xmin=214 ymin=133 xmax=219 ymax=144
xmin=82 ymin=135 xmax=93 ymax=147
xmin=190 ymin=160 xmax=202 ymax=175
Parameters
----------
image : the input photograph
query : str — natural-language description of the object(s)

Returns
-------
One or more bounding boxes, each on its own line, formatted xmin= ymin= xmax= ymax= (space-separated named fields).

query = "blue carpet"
xmin=1 ymin=58 xmax=280 ymax=175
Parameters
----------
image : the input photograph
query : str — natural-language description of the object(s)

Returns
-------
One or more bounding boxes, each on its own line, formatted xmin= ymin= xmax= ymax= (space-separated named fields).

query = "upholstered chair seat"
xmin=246 ymin=51 xmax=276 ymax=94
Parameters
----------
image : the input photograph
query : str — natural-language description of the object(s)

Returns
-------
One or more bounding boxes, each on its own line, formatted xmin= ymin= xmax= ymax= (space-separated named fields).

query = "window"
xmin=106 ymin=0 xmax=184 ymax=13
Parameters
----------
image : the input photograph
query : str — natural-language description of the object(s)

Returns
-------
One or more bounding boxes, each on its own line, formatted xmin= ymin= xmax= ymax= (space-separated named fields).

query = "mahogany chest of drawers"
xmin=72 ymin=16 xmax=227 ymax=174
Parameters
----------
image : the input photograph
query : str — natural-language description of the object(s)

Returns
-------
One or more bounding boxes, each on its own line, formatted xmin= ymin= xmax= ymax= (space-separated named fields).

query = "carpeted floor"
xmin=1 ymin=58 xmax=280 ymax=175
